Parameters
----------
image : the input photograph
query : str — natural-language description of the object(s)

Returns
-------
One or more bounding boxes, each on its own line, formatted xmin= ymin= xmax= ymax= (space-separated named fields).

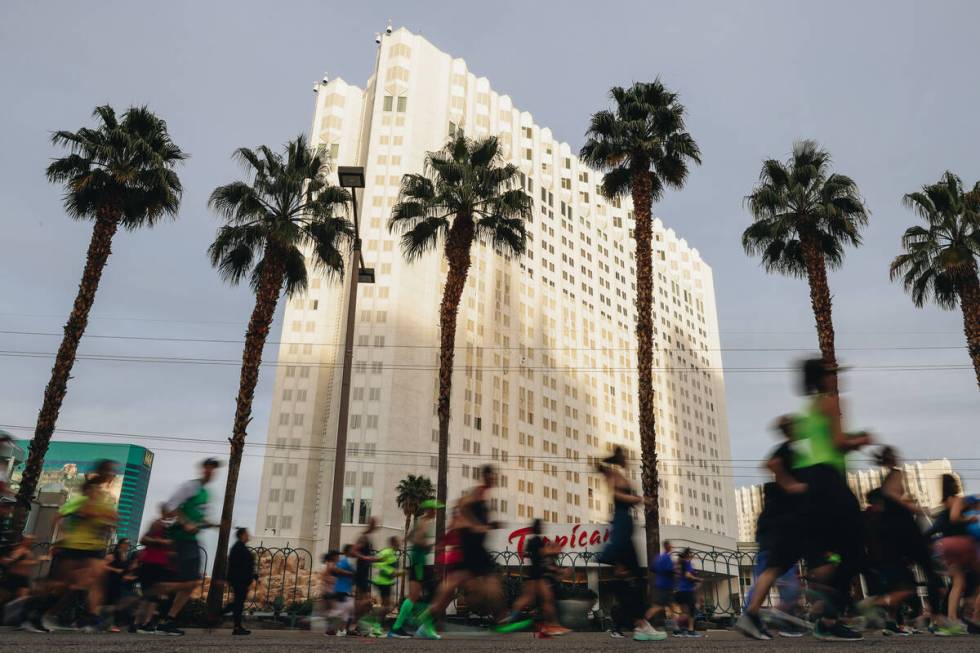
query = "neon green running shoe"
xmin=415 ymin=621 xmax=441 ymax=640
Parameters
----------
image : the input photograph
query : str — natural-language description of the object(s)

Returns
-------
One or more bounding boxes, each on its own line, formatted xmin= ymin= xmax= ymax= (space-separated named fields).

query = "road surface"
xmin=1 ymin=629 xmax=977 ymax=652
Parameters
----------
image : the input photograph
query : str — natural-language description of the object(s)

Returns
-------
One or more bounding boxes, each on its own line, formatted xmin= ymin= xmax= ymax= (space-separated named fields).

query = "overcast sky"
xmin=1 ymin=0 xmax=977 ymax=547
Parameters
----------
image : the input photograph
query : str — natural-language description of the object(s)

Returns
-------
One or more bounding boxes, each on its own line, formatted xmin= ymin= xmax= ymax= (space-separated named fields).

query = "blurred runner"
xmin=509 ymin=519 xmax=568 ymax=636
xmin=673 ymin=548 xmax=703 ymax=638
xmin=597 ymin=447 xmax=665 ymax=641
xmin=789 ymin=358 xmax=871 ymax=642
xmin=131 ymin=504 xmax=174 ymax=634
xmin=351 ymin=517 xmax=381 ymax=636
xmin=388 ymin=499 xmax=440 ymax=637
xmin=42 ymin=460 xmax=118 ymax=632
xmin=415 ymin=465 xmax=518 ymax=639
xmin=931 ymin=473 xmax=980 ymax=635
xmin=737 ymin=416 xmax=809 ymax=640
xmin=156 ymin=457 xmax=221 ymax=636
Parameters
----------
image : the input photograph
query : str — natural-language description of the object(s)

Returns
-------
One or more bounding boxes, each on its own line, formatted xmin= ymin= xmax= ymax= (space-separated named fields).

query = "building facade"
xmin=736 ymin=459 xmax=960 ymax=543
xmin=255 ymin=27 xmax=737 ymax=558
xmin=11 ymin=440 xmax=154 ymax=542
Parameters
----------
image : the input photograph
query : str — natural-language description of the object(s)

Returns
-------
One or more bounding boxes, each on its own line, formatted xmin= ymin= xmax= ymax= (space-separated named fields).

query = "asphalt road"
xmin=1 ymin=629 xmax=977 ymax=652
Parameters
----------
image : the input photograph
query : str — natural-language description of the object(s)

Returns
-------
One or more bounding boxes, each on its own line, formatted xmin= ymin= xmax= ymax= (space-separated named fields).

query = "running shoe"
xmin=18 ymin=620 xmax=50 ymax=633
xmin=633 ymin=621 xmax=667 ymax=641
xmin=387 ymin=627 xmax=412 ymax=638
xmin=608 ymin=629 xmax=626 ymax=638
xmin=883 ymin=621 xmax=910 ymax=637
xmin=41 ymin=616 xmax=65 ymax=632
xmin=493 ymin=617 xmax=533 ymax=633
xmin=370 ymin=624 xmax=384 ymax=638
xmin=684 ymin=630 xmax=703 ymax=638
xmin=935 ymin=621 xmax=968 ymax=637
xmin=155 ymin=621 xmax=185 ymax=636
xmin=965 ymin=618 xmax=980 ymax=635
xmin=136 ymin=624 xmax=157 ymax=635
xmin=813 ymin=621 xmax=863 ymax=641
xmin=778 ymin=629 xmax=805 ymax=638
xmin=543 ymin=625 xmax=571 ymax=636
xmin=735 ymin=612 xmax=772 ymax=640
xmin=764 ymin=607 xmax=813 ymax=631
xmin=415 ymin=622 xmax=441 ymax=640
xmin=233 ymin=627 xmax=252 ymax=636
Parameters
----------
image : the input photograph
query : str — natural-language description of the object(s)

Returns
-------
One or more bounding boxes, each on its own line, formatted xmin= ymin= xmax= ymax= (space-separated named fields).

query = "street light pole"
xmin=328 ymin=167 xmax=367 ymax=550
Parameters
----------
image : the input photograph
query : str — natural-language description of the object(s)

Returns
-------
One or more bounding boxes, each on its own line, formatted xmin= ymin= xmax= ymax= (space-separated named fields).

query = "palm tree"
xmin=389 ymin=133 xmax=532 ymax=538
xmin=12 ymin=105 xmax=185 ymax=538
xmin=205 ymin=135 xmax=353 ymax=613
xmin=742 ymin=140 xmax=868 ymax=367
xmin=396 ymin=474 xmax=434 ymax=541
xmin=890 ymin=172 xmax=980 ymax=389
xmin=395 ymin=474 xmax=434 ymax=598
xmin=580 ymin=81 xmax=701 ymax=565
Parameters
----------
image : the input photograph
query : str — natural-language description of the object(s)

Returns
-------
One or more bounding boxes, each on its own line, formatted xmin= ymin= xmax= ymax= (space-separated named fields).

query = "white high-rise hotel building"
xmin=255 ymin=28 xmax=738 ymax=556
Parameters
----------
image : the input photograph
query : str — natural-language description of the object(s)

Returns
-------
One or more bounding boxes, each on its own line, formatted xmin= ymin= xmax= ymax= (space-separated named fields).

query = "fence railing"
xmin=18 ymin=542 xmax=804 ymax=623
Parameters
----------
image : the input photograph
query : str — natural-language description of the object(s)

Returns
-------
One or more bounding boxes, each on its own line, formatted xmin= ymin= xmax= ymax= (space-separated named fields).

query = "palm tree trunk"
xmin=206 ymin=249 xmax=286 ymax=616
xmin=956 ymin=271 xmax=980 ymax=390
xmin=800 ymin=234 xmax=837 ymax=367
xmin=435 ymin=214 xmax=474 ymax=544
xmin=12 ymin=207 xmax=120 ymax=538
xmin=630 ymin=170 xmax=661 ymax=570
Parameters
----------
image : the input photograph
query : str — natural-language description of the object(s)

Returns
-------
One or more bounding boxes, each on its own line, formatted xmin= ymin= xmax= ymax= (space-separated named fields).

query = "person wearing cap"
xmin=156 ymin=458 xmax=220 ymax=635
xmin=388 ymin=499 xmax=441 ymax=637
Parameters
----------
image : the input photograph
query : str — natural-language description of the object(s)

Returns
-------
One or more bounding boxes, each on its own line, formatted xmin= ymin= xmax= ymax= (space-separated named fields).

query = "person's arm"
xmin=950 ymin=496 xmax=978 ymax=524
xmin=352 ymin=538 xmax=379 ymax=563
xmin=766 ymin=454 xmax=807 ymax=494
xmin=818 ymin=394 xmax=871 ymax=452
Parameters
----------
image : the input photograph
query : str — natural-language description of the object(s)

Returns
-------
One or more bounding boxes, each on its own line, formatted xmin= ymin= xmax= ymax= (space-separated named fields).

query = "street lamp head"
xmin=337 ymin=166 xmax=365 ymax=189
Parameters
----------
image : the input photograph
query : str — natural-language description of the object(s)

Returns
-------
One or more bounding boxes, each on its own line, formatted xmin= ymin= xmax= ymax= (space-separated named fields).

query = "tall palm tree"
xmin=205 ymin=135 xmax=353 ymax=613
xmin=580 ymin=81 xmax=701 ymax=565
xmin=742 ymin=140 xmax=868 ymax=367
xmin=12 ymin=105 xmax=185 ymax=538
xmin=389 ymin=133 xmax=531 ymax=538
xmin=890 ymin=172 xmax=980 ymax=389
xmin=395 ymin=474 xmax=434 ymax=598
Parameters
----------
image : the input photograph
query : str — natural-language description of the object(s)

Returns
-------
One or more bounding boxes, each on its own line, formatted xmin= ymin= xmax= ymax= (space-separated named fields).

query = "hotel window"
xmin=277 ymin=515 xmax=290 ymax=530
xmin=366 ymin=415 xmax=379 ymax=429
xmin=383 ymin=95 xmax=393 ymax=111
xmin=265 ymin=516 xmax=277 ymax=529
xmin=272 ymin=463 xmax=284 ymax=475
xmin=278 ymin=413 xmax=289 ymax=425
xmin=524 ymin=148 xmax=533 ymax=160
xmin=522 ymin=126 xmax=532 ymax=138
xmin=369 ymin=388 xmax=381 ymax=401
xmin=269 ymin=488 xmax=280 ymax=502
xmin=284 ymin=489 xmax=295 ymax=503
xmin=358 ymin=497 xmax=372 ymax=524
xmin=293 ymin=413 xmax=304 ymax=425
xmin=560 ymin=178 xmax=571 ymax=190
xmin=397 ymin=96 xmax=407 ymax=112
xmin=287 ymin=463 xmax=298 ymax=476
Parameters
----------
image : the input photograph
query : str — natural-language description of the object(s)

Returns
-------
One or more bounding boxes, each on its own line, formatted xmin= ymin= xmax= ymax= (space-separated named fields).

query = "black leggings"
xmin=230 ymin=583 xmax=249 ymax=627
